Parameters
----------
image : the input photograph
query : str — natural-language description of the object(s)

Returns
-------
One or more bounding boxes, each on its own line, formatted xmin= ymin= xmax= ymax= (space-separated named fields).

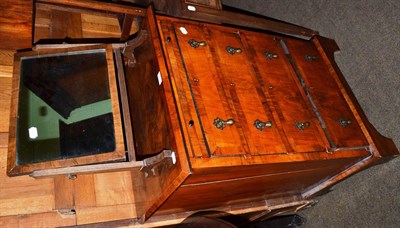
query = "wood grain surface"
xmin=0 ymin=0 xmax=33 ymax=50
xmin=34 ymin=3 xmax=141 ymax=42
xmin=158 ymin=20 xmax=209 ymax=158
xmin=0 ymin=2 xmax=398 ymax=226
xmin=172 ymin=21 xmax=250 ymax=157
xmin=206 ymin=27 xmax=285 ymax=155
xmin=159 ymin=159 xmax=353 ymax=213
xmin=244 ymin=32 xmax=328 ymax=153
xmin=0 ymin=77 xmax=12 ymax=133
xmin=155 ymin=16 xmax=378 ymax=216
xmin=124 ymin=31 xmax=174 ymax=157
xmin=0 ymin=211 xmax=75 ymax=227
xmin=0 ymin=147 xmax=55 ymax=217
xmin=127 ymin=7 xmax=191 ymax=221
xmin=285 ymin=38 xmax=368 ymax=149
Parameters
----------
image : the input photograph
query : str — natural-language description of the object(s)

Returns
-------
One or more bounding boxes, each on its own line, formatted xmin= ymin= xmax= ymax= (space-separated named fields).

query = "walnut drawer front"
xmin=284 ymin=38 xmax=368 ymax=149
xmin=157 ymin=16 xmax=370 ymax=161
xmin=243 ymin=32 xmax=328 ymax=153
xmin=160 ymin=20 xmax=289 ymax=157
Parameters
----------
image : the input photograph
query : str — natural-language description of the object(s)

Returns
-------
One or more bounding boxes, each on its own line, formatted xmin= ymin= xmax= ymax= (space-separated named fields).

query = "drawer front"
xmin=170 ymin=22 xmax=248 ymax=157
xmin=284 ymin=39 xmax=368 ymax=149
xmin=159 ymin=17 xmax=367 ymax=157
xmin=206 ymin=28 xmax=286 ymax=155
xmin=158 ymin=21 xmax=208 ymax=157
xmin=244 ymin=33 xmax=327 ymax=153
xmin=167 ymin=21 xmax=286 ymax=156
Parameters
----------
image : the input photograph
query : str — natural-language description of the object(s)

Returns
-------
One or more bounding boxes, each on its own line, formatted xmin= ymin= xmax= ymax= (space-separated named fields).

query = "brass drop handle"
xmin=295 ymin=121 xmax=311 ymax=131
xmin=254 ymin=119 xmax=273 ymax=131
xmin=188 ymin=39 xmax=206 ymax=48
xmin=264 ymin=52 xmax=279 ymax=59
xmin=213 ymin=117 xmax=235 ymax=130
xmin=339 ymin=118 xmax=352 ymax=127
xmin=305 ymin=55 xmax=317 ymax=62
xmin=226 ymin=46 xmax=242 ymax=55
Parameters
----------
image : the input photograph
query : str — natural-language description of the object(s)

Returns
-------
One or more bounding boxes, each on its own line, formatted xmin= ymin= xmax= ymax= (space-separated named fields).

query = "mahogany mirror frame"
xmin=7 ymin=44 xmax=126 ymax=176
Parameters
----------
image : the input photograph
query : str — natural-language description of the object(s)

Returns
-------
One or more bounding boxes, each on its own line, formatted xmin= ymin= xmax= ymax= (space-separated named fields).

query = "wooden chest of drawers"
xmin=1 ymin=2 xmax=398 ymax=225
xmin=116 ymin=12 xmax=398 ymax=219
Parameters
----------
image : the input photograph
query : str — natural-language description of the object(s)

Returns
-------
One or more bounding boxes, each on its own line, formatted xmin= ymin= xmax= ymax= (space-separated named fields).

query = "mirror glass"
xmin=17 ymin=49 xmax=116 ymax=165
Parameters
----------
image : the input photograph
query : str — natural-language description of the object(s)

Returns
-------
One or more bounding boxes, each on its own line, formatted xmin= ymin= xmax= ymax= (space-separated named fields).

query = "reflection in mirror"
xmin=17 ymin=50 xmax=116 ymax=165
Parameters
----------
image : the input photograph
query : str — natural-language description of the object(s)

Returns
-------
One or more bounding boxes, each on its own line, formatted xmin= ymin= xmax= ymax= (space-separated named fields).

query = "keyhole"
xmin=188 ymin=120 xmax=194 ymax=127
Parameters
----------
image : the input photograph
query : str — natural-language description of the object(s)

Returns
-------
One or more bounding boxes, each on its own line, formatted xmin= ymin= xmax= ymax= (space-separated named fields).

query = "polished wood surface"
xmin=284 ymin=38 xmax=368 ymax=149
xmin=54 ymin=176 xmax=75 ymax=209
xmin=37 ymin=0 xmax=145 ymax=16
xmin=154 ymin=15 xmax=396 ymax=217
xmin=313 ymin=36 xmax=399 ymax=158
xmin=160 ymin=157 xmax=359 ymax=213
xmin=171 ymin=21 xmax=251 ymax=157
xmin=51 ymin=10 xmax=83 ymax=38
xmin=157 ymin=20 xmax=207 ymax=158
xmin=0 ymin=135 xmax=55 ymax=219
xmin=1 ymin=6 xmax=192 ymax=224
xmin=154 ymin=0 xmax=318 ymax=38
xmin=184 ymin=157 xmax=364 ymax=185
xmin=34 ymin=3 xmax=140 ymax=42
xmin=0 ymin=76 xmax=12 ymax=133
xmin=132 ymin=7 xmax=191 ymax=221
xmin=302 ymin=36 xmax=400 ymax=197
xmin=0 ymin=0 xmax=33 ymax=50
xmin=0 ymin=211 xmax=75 ymax=227
xmin=0 ymin=2 xmax=398 ymax=226
xmin=244 ymin=31 xmax=328 ymax=153
xmin=156 ymin=16 xmax=367 ymax=166
xmin=0 ymin=50 xmax=14 ymax=79
xmin=207 ymin=28 xmax=286 ymax=156
xmin=125 ymin=28 xmax=174 ymax=157
xmin=165 ymin=19 xmax=331 ymax=156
